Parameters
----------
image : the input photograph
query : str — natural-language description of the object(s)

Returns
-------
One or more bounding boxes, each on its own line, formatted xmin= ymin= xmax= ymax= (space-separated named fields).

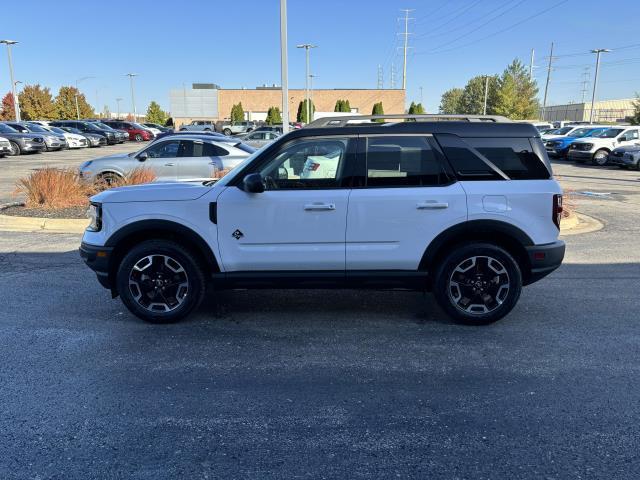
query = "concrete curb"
xmin=0 ymin=209 xmax=87 ymax=234
xmin=560 ymin=212 xmax=603 ymax=236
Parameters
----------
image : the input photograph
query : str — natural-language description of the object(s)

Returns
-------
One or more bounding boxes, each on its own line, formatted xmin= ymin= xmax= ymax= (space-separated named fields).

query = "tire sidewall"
xmin=116 ymin=240 xmax=206 ymax=323
xmin=9 ymin=141 xmax=21 ymax=156
xmin=592 ymin=149 xmax=609 ymax=166
xmin=433 ymin=243 xmax=523 ymax=325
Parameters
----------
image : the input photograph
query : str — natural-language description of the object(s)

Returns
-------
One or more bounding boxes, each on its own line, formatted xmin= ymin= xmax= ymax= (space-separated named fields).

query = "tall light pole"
xmin=296 ymin=44 xmax=316 ymax=124
xmin=589 ymin=48 xmax=611 ymax=123
xmin=399 ymin=9 xmax=414 ymax=91
xmin=1 ymin=40 xmax=20 ymax=121
xmin=541 ymin=42 xmax=554 ymax=121
xmin=482 ymin=76 xmax=490 ymax=115
xmin=280 ymin=0 xmax=289 ymax=133
xmin=115 ymin=97 xmax=123 ymax=119
xmin=309 ymin=74 xmax=317 ymax=121
xmin=126 ymin=73 xmax=138 ymax=122
xmin=14 ymin=80 xmax=22 ymax=120
xmin=75 ymin=76 xmax=94 ymax=120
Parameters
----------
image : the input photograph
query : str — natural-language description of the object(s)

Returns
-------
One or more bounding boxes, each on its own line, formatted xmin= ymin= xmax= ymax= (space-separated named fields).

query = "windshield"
xmin=554 ymin=127 xmax=573 ymax=135
xmin=25 ymin=124 xmax=49 ymax=133
xmin=95 ymin=122 xmax=114 ymax=130
xmin=570 ymin=128 xmax=594 ymax=138
xmin=0 ymin=123 xmax=18 ymax=133
xmin=133 ymin=123 xmax=147 ymax=130
xmin=48 ymin=126 xmax=66 ymax=135
xmin=65 ymin=127 xmax=82 ymax=134
xmin=596 ymin=128 xmax=624 ymax=138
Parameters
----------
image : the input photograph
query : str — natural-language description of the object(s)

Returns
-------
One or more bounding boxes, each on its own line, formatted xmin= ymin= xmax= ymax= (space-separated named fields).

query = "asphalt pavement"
xmin=0 ymin=159 xmax=639 ymax=479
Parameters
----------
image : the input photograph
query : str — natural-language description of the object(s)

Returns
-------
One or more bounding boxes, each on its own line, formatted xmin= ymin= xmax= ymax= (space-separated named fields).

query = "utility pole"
xmin=75 ymin=76 xmax=94 ymax=120
xmin=390 ymin=62 xmax=396 ymax=89
xmin=589 ymin=48 xmax=611 ymax=123
xmin=296 ymin=44 xmax=317 ymax=124
xmin=580 ymin=68 xmax=590 ymax=104
xmin=280 ymin=0 xmax=290 ymax=133
xmin=115 ymin=97 xmax=123 ymax=119
xmin=13 ymin=80 xmax=22 ymax=121
xmin=483 ymin=76 xmax=490 ymax=115
xmin=377 ymin=64 xmax=384 ymax=89
xmin=126 ymin=73 xmax=138 ymax=122
xmin=398 ymin=9 xmax=414 ymax=90
xmin=529 ymin=48 xmax=535 ymax=79
xmin=541 ymin=42 xmax=554 ymax=121
xmin=419 ymin=86 xmax=423 ymax=105
xmin=95 ymin=89 xmax=100 ymax=118
xmin=309 ymin=74 xmax=317 ymax=120
xmin=1 ymin=40 xmax=20 ymax=121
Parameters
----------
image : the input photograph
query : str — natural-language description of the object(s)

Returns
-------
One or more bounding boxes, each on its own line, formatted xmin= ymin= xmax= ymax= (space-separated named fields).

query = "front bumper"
xmin=608 ymin=154 xmax=638 ymax=167
xmin=79 ymin=242 xmax=114 ymax=290
xmin=568 ymin=150 xmax=593 ymax=161
xmin=21 ymin=142 xmax=46 ymax=152
xmin=0 ymin=144 xmax=11 ymax=154
xmin=524 ymin=240 xmax=565 ymax=285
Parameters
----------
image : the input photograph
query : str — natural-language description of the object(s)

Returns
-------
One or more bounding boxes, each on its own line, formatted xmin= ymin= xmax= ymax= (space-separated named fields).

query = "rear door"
xmin=346 ymin=135 xmax=467 ymax=271
xmin=137 ymin=139 xmax=179 ymax=180
xmin=176 ymin=139 xmax=228 ymax=179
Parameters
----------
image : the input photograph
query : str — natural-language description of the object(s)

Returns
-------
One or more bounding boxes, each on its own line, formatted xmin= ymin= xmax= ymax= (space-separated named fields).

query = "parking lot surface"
xmin=1 ymin=158 xmax=639 ymax=478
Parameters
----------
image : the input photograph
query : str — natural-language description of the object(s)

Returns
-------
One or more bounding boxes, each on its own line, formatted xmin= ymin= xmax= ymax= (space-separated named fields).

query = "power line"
xmin=398 ymin=9 xmax=414 ymax=90
xmin=414 ymin=0 xmax=486 ymax=38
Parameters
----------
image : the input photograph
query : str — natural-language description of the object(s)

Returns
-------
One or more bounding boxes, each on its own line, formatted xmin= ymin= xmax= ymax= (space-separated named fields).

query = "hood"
xmin=3 ymin=132 xmax=44 ymax=140
xmin=613 ymin=144 xmax=640 ymax=153
xmin=92 ymin=181 xmax=212 ymax=204
xmin=94 ymin=152 xmax=132 ymax=162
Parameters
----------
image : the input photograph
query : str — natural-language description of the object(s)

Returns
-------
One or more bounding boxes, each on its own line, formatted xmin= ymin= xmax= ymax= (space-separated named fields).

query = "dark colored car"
xmin=3 ymin=121 xmax=67 ymax=151
xmin=100 ymin=120 xmax=153 ymax=142
xmin=608 ymin=145 xmax=640 ymax=169
xmin=0 ymin=122 xmax=46 ymax=156
xmin=50 ymin=121 xmax=118 ymax=145
xmin=86 ymin=121 xmax=128 ymax=143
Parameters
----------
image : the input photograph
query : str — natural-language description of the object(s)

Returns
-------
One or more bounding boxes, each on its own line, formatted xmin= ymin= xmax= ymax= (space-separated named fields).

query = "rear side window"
xmin=365 ymin=136 xmax=449 ymax=187
xmin=435 ymin=134 xmax=503 ymax=180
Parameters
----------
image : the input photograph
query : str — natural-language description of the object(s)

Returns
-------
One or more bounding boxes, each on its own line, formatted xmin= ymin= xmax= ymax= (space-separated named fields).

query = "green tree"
xmin=146 ymin=101 xmax=168 ymax=125
xmin=460 ymin=75 xmax=499 ymax=115
xmin=18 ymin=84 xmax=57 ymax=120
xmin=54 ymin=86 xmax=93 ymax=119
xmin=493 ymin=59 xmax=539 ymax=119
xmin=439 ymin=88 xmax=464 ymax=114
xmin=230 ymin=102 xmax=244 ymax=123
xmin=334 ymin=99 xmax=351 ymax=112
xmin=630 ymin=93 xmax=640 ymax=125
xmin=265 ymin=106 xmax=282 ymax=125
xmin=334 ymin=99 xmax=343 ymax=112
xmin=408 ymin=102 xmax=426 ymax=114
xmin=371 ymin=101 xmax=384 ymax=121
xmin=0 ymin=92 xmax=16 ymax=120
xmin=296 ymin=99 xmax=315 ymax=123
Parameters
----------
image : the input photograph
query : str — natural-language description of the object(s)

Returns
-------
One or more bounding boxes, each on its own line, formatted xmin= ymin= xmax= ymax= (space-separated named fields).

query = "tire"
xmin=97 ymin=172 xmax=123 ymax=186
xmin=433 ymin=243 xmax=522 ymax=325
xmin=592 ymin=149 xmax=609 ymax=166
xmin=134 ymin=133 xmax=143 ymax=142
xmin=179 ymin=128 xmax=187 ymax=131
xmin=204 ymin=128 xmax=211 ymax=131
xmin=223 ymin=128 xmax=232 ymax=136
xmin=8 ymin=141 xmax=21 ymax=156
xmin=116 ymin=240 xmax=206 ymax=323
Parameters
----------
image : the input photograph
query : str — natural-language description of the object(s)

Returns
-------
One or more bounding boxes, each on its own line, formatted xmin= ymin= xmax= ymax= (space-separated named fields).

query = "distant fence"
xmin=541 ymin=107 xmax=635 ymax=124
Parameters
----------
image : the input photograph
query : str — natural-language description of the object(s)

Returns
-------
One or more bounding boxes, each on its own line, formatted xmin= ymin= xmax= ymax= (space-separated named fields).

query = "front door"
xmin=346 ymin=135 xmax=467 ymax=271
xmin=137 ymin=139 xmax=180 ymax=181
xmin=216 ymin=136 xmax=354 ymax=272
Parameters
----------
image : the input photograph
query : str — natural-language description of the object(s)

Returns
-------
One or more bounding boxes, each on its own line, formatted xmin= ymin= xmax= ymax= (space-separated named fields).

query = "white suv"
xmin=80 ymin=115 xmax=565 ymax=325
xmin=568 ymin=126 xmax=640 ymax=166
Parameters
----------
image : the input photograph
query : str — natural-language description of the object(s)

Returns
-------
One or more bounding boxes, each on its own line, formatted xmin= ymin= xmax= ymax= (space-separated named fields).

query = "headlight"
xmin=87 ymin=202 xmax=102 ymax=232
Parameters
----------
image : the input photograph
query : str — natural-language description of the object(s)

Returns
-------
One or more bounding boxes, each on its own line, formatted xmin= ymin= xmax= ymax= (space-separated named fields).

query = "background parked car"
xmin=101 ymin=120 xmax=153 ymax=142
xmin=143 ymin=122 xmax=172 ymax=133
xmin=0 ymin=123 xmax=46 ymax=156
xmin=237 ymin=129 xmax=281 ymax=148
xmin=152 ymin=130 xmax=227 ymax=142
xmin=50 ymin=121 xmax=118 ymax=145
xmin=544 ymin=126 xmax=609 ymax=158
xmin=2 ymin=121 xmax=67 ymax=151
xmin=219 ymin=121 xmax=256 ymax=136
xmin=0 ymin=136 xmax=11 ymax=157
xmin=608 ymin=144 xmax=640 ymax=170
xmin=85 ymin=121 xmax=128 ymax=143
xmin=179 ymin=120 xmax=217 ymax=132
xmin=58 ymin=126 xmax=105 ymax=147
xmin=79 ymin=133 xmax=254 ymax=183
xmin=569 ymin=127 xmax=640 ymax=166
xmin=38 ymin=124 xmax=88 ymax=149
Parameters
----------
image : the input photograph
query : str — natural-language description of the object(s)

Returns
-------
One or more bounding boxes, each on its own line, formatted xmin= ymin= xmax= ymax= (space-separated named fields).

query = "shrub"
xmin=94 ymin=167 xmax=156 ymax=191
xmin=15 ymin=167 xmax=91 ymax=209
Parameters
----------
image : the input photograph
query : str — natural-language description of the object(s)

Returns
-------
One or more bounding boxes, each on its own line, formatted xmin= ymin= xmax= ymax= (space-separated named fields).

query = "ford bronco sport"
xmin=80 ymin=114 xmax=565 ymax=325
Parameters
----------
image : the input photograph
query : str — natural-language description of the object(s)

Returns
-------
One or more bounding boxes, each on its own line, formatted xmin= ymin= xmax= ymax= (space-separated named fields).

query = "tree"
xmin=296 ymin=99 xmax=315 ymax=123
xmin=460 ymin=75 xmax=499 ymax=115
xmin=630 ymin=94 xmax=640 ymax=125
xmin=146 ymin=101 xmax=168 ymax=125
xmin=408 ymin=102 xmax=426 ymax=114
xmin=0 ymin=92 xmax=16 ymax=120
xmin=230 ymin=102 xmax=244 ymax=123
xmin=493 ymin=59 xmax=539 ymax=120
xmin=439 ymin=88 xmax=464 ymax=114
xmin=18 ymin=84 xmax=57 ymax=120
xmin=265 ymin=106 xmax=282 ymax=125
xmin=54 ymin=86 xmax=93 ymax=119
xmin=334 ymin=99 xmax=351 ymax=112
xmin=372 ymin=101 xmax=384 ymax=121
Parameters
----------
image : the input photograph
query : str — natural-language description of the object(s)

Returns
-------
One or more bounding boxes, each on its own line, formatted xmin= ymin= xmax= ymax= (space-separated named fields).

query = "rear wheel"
xmin=592 ymin=149 xmax=609 ymax=166
xmin=8 ymin=141 xmax=21 ymax=156
xmin=97 ymin=172 xmax=123 ymax=186
xmin=223 ymin=128 xmax=232 ymax=136
xmin=433 ymin=243 xmax=522 ymax=325
xmin=134 ymin=133 xmax=143 ymax=142
xmin=116 ymin=240 xmax=206 ymax=323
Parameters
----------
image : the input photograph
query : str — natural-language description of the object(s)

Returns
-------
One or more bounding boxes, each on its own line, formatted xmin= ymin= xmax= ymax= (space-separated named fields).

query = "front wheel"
xmin=223 ymin=128 xmax=232 ymax=136
xmin=8 ymin=141 xmax=21 ymax=156
xmin=433 ymin=243 xmax=522 ymax=325
xmin=134 ymin=133 xmax=143 ymax=142
xmin=592 ymin=149 xmax=609 ymax=166
xmin=116 ymin=240 xmax=206 ymax=323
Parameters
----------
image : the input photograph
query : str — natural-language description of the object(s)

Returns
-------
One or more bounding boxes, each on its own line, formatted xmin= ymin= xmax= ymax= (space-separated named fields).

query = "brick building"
xmin=169 ymin=84 xmax=405 ymax=127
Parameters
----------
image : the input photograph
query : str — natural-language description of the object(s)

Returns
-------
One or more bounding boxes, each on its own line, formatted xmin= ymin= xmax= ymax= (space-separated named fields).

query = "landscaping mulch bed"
xmin=1 ymin=204 xmax=88 ymax=219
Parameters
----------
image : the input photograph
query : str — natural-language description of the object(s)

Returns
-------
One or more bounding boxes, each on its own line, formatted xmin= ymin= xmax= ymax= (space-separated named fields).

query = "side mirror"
xmin=137 ymin=152 xmax=148 ymax=162
xmin=243 ymin=173 xmax=265 ymax=193
xmin=618 ymin=137 xmax=627 ymax=142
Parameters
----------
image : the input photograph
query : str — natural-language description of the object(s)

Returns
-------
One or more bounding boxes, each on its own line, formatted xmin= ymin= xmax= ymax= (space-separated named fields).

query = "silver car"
xmin=79 ymin=134 xmax=255 ymax=182
xmin=237 ymin=130 xmax=281 ymax=148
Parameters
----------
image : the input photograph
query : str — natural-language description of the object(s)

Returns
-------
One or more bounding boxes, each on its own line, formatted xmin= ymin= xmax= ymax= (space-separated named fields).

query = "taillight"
xmin=553 ymin=194 xmax=563 ymax=229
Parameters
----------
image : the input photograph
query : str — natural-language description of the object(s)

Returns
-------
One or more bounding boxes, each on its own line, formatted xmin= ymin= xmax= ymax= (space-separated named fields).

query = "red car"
xmin=102 ymin=120 xmax=153 ymax=142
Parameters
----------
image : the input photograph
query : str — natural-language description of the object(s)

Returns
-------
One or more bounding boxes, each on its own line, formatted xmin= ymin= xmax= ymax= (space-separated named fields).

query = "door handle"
xmin=417 ymin=201 xmax=449 ymax=210
xmin=164 ymin=162 xmax=175 ymax=166
xmin=304 ymin=203 xmax=336 ymax=211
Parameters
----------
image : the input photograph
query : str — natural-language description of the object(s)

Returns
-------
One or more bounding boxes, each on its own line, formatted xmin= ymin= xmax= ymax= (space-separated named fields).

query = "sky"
xmin=2 ymin=0 xmax=639 ymax=115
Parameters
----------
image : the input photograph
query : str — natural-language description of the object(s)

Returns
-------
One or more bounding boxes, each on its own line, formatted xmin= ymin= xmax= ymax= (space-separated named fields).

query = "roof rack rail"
xmin=307 ymin=114 xmax=512 ymax=128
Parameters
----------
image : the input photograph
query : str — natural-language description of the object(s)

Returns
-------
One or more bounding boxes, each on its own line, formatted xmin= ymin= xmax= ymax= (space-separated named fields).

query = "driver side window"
xmin=145 ymin=140 xmax=180 ymax=158
xmin=258 ymin=137 xmax=349 ymax=190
